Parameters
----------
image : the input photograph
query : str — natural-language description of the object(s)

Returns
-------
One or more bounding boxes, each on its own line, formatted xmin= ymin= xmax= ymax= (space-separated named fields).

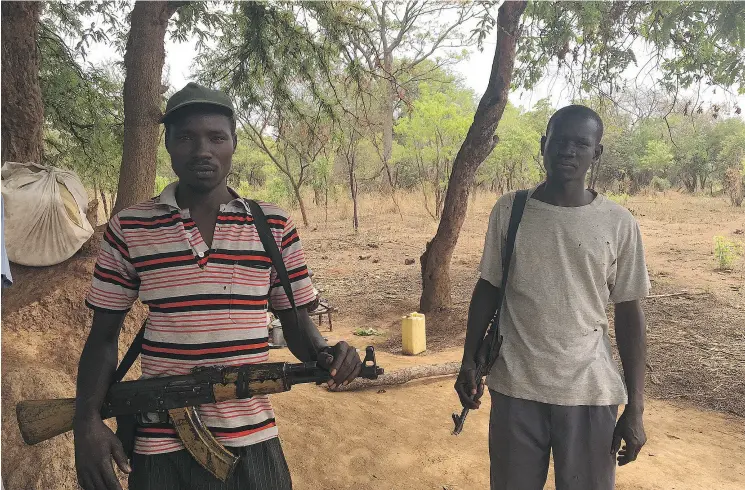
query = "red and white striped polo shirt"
xmin=85 ymin=182 xmax=316 ymax=455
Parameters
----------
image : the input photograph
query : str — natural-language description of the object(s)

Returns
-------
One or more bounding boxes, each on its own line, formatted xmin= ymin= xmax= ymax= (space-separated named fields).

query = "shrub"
xmin=713 ymin=235 xmax=743 ymax=270
xmin=650 ymin=176 xmax=671 ymax=192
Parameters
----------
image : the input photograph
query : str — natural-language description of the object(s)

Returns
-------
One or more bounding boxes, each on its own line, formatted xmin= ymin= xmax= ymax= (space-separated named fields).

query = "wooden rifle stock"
xmin=16 ymin=398 xmax=77 ymax=446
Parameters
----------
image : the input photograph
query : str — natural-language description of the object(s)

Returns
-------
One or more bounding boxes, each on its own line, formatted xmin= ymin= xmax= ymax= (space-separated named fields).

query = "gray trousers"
xmin=489 ymin=390 xmax=618 ymax=490
xmin=128 ymin=438 xmax=292 ymax=490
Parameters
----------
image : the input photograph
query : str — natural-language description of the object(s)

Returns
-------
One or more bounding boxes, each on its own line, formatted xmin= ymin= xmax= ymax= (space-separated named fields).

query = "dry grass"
xmin=642 ymin=291 xmax=745 ymax=416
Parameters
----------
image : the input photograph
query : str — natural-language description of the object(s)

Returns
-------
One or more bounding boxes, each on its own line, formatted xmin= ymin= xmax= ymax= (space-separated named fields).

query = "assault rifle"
xmin=16 ymin=346 xmax=384 ymax=481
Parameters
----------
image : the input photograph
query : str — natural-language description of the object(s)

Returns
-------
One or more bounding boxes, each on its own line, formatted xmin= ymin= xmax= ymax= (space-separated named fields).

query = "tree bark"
xmin=351 ymin=175 xmax=359 ymax=231
xmin=332 ymin=362 xmax=461 ymax=392
xmin=325 ymin=180 xmax=329 ymax=222
xmin=345 ymin=138 xmax=360 ymax=231
xmin=1 ymin=1 xmax=44 ymax=165
xmin=419 ymin=1 xmax=527 ymax=313
xmin=291 ymin=181 xmax=309 ymax=226
xmin=110 ymin=192 xmax=117 ymax=216
xmin=113 ymin=1 xmax=186 ymax=214
xmin=99 ymin=188 xmax=110 ymax=221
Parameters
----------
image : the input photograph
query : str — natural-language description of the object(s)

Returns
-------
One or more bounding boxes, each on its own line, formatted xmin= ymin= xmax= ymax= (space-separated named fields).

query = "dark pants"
xmin=489 ymin=390 xmax=618 ymax=490
xmin=128 ymin=438 xmax=292 ymax=490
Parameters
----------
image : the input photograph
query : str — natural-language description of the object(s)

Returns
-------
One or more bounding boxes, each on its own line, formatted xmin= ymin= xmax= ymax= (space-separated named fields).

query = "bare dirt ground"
xmin=1 ymin=190 xmax=743 ymax=489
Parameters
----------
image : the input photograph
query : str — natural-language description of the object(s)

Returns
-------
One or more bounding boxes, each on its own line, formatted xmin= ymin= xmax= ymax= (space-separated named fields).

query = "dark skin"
xmin=456 ymin=112 xmax=647 ymax=466
xmin=73 ymin=109 xmax=361 ymax=490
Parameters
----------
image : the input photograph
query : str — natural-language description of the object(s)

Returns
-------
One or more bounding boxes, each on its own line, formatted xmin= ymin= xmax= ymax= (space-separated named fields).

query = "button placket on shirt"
xmin=181 ymin=210 xmax=209 ymax=268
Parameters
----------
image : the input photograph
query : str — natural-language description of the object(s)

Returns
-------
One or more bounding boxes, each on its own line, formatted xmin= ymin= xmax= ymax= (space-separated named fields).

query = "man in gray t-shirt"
xmin=455 ymin=105 xmax=650 ymax=490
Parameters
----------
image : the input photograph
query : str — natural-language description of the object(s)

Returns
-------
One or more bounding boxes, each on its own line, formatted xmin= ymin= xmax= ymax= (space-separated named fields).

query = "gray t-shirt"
xmin=480 ymin=188 xmax=650 ymax=406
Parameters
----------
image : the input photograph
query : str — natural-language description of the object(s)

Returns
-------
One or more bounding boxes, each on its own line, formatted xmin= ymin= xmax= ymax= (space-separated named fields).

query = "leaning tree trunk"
xmin=419 ymin=1 xmax=527 ymax=313
xmin=113 ymin=1 xmax=186 ymax=214
xmin=1 ymin=1 xmax=44 ymax=165
xmin=290 ymin=181 xmax=309 ymax=227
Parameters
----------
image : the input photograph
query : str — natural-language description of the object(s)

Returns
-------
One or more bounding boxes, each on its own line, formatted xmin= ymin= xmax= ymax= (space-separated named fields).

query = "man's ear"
xmin=540 ymin=135 xmax=546 ymax=156
xmin=232 ymin=133 xmax=238 ymax=153
xmin=594 ymin=143 xmax=604 ymax=161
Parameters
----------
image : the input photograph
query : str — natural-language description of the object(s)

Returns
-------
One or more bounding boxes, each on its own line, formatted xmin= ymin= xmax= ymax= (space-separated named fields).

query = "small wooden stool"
xmin=311 ymin=299 xmax=336 ymax=331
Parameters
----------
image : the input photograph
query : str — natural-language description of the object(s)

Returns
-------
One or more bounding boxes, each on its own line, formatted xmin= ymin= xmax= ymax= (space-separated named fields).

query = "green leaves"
xmin=485 ymin=1 xmax=745 ymax=96
xmin=479 ymin=103 xmax=543 ymax=192
xmin=38 ymin=12 xmax=124 ymax=194
xmin=639 ymin=140 xmax=674 ymax=173
xmin=395 ymin=78 xmax=476 ymax=217
xmin=42 ymin=1 xmax=129 ymax=59
xmin=198 ymin=1 xmax=365 ymax=119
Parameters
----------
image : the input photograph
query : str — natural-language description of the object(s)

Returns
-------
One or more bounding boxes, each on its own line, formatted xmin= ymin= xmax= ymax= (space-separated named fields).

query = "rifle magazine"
xmin=168 ymin=406 xmax=239 ymax=482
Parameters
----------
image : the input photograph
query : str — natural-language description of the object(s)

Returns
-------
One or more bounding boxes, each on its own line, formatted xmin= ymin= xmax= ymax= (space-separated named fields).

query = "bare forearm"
xmin=462 ymin=278 xmax=501 ymax=364
xmin=278 ymin=308 xmax=329 ymax=362
xmin=615 ymin=300 xmax=647 ymax=411
xmin=74 ymin=311 xmax=125 ymax=424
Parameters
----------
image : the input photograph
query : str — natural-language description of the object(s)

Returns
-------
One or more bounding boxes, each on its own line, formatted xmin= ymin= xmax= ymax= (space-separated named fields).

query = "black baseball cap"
xmin=161 ymin=82 xmax=234 ymax=123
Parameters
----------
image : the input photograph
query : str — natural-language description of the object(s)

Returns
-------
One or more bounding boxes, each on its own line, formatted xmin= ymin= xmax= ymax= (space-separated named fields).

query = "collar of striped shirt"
xmin=157 ymin=182 xmax=250 ymax=214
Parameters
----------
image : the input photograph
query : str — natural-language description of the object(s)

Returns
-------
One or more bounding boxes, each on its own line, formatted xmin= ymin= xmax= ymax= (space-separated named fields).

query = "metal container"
xmin=269 ymin=318 xmax=287 ymax=348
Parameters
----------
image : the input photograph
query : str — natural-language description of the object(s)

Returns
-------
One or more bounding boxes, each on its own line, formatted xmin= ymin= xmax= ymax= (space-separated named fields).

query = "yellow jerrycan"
xmin=402 ymin=312 xmax=426 ymax=355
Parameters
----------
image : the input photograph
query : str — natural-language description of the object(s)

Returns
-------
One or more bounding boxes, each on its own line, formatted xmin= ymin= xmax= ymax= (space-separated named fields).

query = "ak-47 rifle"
xmin=451 ymin=190 xmax=528 ymax=435
xmin=16 ymin=347 xmax=384 ymax=481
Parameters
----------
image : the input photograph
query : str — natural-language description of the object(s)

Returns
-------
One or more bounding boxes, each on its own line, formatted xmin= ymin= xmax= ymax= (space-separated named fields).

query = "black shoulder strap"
xmin=246 ymin=200 xmax=298 ymax=320
xmin=114 ymin=320 xmax=146 ymax=383
xmin=500 ymin=190 xmax=529 ymax=294
xmin=487 ymin=189 xmax=529 ymax=335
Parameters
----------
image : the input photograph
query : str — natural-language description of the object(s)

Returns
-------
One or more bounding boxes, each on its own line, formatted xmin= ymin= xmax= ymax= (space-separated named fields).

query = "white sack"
xmin=1 ymin=162 xmax=94 ymax=266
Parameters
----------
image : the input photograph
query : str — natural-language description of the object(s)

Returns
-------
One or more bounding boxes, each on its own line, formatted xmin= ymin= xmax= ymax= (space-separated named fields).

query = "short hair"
xmin=546 ymin=105 xmax=604 ymax=141
xmin=164 ymin=104 xmax=236 ymax=143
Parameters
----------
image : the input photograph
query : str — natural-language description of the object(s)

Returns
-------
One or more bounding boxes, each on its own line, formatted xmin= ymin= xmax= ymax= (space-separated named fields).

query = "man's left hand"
xmin=317 ymin=341 xmax=362 ymax=390
xmin=611 ymin=408 xmax=646 ymax=466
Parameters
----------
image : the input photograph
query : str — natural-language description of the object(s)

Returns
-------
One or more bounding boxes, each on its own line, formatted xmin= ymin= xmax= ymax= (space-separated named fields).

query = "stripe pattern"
xmin=86 ymin=182 xmax=316 ymax=454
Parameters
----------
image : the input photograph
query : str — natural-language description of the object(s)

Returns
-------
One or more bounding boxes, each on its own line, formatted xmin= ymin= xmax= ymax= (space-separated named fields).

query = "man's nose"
xmin=558 ymin=143 xmax=576 ymax=157
xmin=193 ymin=136 xmax=212 ymax=158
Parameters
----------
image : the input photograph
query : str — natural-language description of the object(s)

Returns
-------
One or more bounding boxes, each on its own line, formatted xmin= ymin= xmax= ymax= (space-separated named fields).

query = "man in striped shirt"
xmin=73 ymin=83 xmax=362 ymax=490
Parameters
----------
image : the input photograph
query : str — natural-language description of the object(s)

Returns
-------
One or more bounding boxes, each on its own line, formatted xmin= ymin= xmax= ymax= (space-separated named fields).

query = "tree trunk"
xmin=324 ymin=177 xmax=329 ymax=223
xmin=351 ymin=178 xmax=359 ymax=231
xmin=419 ymin=1 xmax=527 ymax=313
xmin=346 ymin=149 xmax=359 ymax=231
xmin=113 ymin=1 xmax=186 ymax=214
xmin=291 ymin=181 xmax=309 ymax=226
xmin=1 ymin=1 xmax=44 ymax=165
xmin=380 ymin=50 xmax=397 ymax=193
xmin=99 ymin=188 xmax=110 ymax=221
xmin=313 ymin=186 xmax=322 ymax=207
xmin=110 ymin=192 xmax=117 ymax=216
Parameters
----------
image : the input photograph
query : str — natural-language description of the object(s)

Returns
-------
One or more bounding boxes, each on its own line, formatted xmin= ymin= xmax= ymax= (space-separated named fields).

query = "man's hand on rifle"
xmin=74 ymin=416 xmax=130 ymax=490
xmin=455 ymin=360 xmax=485 ymax=410
xmin=456 ymin=279 xmax=501 ymax=413
xmin=317 ymin=341 xmax=362 ymax=390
